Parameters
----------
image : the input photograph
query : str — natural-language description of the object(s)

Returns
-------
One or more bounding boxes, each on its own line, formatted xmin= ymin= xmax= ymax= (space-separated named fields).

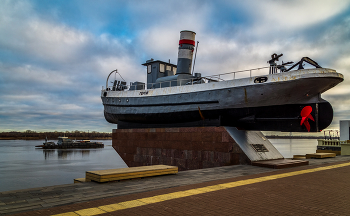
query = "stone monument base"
xmin=112 ymin=127 xmax=251 ymax=171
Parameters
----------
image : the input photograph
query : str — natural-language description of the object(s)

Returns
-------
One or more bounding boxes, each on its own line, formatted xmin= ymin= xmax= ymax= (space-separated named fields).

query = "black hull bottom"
xmin=105 ymin=101 xmax=333 ymax=132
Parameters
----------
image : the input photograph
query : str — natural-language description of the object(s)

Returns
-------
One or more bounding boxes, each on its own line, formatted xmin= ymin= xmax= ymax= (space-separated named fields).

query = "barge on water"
xmin=35 ymin=137 xmax=104 ymax=149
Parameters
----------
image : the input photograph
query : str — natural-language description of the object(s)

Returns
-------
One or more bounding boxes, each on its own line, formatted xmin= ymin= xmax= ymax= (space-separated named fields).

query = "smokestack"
xmin=176 ymin=30 xmax=196 ymax=75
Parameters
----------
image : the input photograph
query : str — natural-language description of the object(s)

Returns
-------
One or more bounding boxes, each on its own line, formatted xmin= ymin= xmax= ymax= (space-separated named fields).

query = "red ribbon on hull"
xmin=300 ymin=106 xmax=315 ymax=132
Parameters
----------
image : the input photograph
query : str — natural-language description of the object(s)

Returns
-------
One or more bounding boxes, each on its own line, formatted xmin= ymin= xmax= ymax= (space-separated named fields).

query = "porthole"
xmin=254 ymin=77 xmax=268 ymax=83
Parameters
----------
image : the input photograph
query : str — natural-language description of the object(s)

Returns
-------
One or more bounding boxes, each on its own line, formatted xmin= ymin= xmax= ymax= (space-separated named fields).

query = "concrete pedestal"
xmin=111 ymin=126 xmax=294 ymax=171
xmin=112 ymin=127 xmax=251 ymax=171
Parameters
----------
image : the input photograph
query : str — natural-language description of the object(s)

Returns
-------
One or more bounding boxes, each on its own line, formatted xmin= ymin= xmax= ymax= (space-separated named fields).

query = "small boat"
xmin=35 ymin=137 xmax=104 ymax=149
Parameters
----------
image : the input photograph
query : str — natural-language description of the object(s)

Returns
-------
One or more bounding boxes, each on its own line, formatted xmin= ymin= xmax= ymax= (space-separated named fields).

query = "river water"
xmin=0 ymin=140 xmax=127 ymax=192
xmin=0 ymin=139 xmax=317 ymax=192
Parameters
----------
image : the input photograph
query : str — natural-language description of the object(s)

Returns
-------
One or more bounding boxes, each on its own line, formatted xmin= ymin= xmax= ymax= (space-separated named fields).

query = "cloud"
xmin=0 ymin=0 xmax=132 ymax=132
xmin=0 ymin=2 xmax=86 ymax=64
xmin=246 ymin=0 xmax=350 ymax=32
xmin=0 ymin=0 xmax=349 ymax=132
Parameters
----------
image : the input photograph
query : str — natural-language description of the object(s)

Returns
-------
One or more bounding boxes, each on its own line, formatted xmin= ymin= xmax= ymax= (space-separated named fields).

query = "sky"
xmin=0 ymin=0 xmax=350 ymax=133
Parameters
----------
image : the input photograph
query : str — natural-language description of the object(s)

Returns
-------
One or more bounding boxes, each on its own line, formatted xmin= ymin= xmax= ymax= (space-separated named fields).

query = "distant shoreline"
xmin=0 ymin=137 xmax=112 ymax=140
xmin=1 ymin=136 xmax=325 ymax=140
xmin=0 ymin=131 xmax=112 ymax=140
xmin=265 ymin=136 xmax=325 ymax=139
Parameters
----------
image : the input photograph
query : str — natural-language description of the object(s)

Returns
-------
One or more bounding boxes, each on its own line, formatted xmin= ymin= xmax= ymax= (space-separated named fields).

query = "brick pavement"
xmin=7 ymin=159 xmax=350 ymax=216
xmin=0 ymin=164 xmax=275 ymax=215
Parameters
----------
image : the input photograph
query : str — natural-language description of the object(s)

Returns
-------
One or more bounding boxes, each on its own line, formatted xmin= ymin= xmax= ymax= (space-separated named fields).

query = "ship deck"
xmin=2 ymin=156 xmax=350 ymax=215
xmin=102 ymin=68 xmax=342 ymax=98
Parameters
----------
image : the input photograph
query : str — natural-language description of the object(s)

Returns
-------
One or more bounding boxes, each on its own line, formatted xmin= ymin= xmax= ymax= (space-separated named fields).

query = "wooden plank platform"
xmin=316 ymin=150 xmax=341 ymax=155
xmin=293 ymin=155 xmax=306 ymax=160
xmin=306 ymin=153 xmax=336 ymax=159
xmin=74 ymin=178 xmax=86 ymax=183
xmin=251 ymin=159 xmax=309 ymax=169
xmin=85 ymin=165 xmax=178 ymax=183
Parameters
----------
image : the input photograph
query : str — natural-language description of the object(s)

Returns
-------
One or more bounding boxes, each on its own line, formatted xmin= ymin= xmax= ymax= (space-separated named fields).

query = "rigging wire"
xmin=115 ymin=70 xmax=125 ymax=82
xmin=110 ymin=69 xmax=125 ymax=82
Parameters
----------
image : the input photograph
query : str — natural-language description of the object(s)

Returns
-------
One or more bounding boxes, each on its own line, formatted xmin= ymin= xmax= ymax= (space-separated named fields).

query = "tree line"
xmin=0 ymin=130 xmax=112 ymax=140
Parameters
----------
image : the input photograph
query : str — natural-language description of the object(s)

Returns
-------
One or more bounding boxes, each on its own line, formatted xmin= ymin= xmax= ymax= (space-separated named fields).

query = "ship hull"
xmin=105 ymin=101 xmax=332 ymax=132
xmin=102 ymin=68 xmax=343 ymax=132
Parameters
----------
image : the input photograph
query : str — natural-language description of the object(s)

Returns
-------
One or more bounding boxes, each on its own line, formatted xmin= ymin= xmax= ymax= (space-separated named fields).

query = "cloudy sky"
xmin=0 ymin=0 xmax=350 ymax=133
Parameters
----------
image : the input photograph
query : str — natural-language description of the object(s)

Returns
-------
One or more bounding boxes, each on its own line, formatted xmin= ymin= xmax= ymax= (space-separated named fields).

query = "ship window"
xmin=173 ymin=67 xmax=177 ymax=74
xmin=254 ymin=77 xmax=268 ymax=83
xmin=166 ymin=65 xmax=171 ymax=71
xmin=147 ymin=65 xmax=151 ymax=73
xmin=159 ymin=64 xmax=165 ymax=73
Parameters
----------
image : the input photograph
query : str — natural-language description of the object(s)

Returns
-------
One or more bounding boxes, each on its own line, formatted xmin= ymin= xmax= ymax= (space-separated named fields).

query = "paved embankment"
xmin=1 ymin=156 xmax=350 ymax=215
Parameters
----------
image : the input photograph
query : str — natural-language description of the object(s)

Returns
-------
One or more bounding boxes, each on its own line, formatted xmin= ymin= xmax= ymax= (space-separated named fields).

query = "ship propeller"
xmin=300 ymin=106 xmax=314 ymax=132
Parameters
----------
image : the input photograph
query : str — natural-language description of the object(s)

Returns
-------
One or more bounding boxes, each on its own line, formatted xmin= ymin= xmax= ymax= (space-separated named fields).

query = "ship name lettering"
xmin=139 ymin=91 xmax=149 ymax=95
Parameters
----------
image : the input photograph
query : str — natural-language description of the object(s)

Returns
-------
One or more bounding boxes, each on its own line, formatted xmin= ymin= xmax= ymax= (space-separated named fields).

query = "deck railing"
xmin=203 ymin=66 xmax=271 ymax=82
xmin=317 ymin=139 xmax=348 ymax=147
xmin=103 ymin=65 xmax=285 ymax=91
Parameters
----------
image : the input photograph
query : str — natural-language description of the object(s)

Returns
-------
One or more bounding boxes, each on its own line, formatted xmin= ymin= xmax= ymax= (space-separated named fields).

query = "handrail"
xmin=102 ymin=65 xmax=290 ymax=91
xmin=204 ymin=66 xmax=270 ymax=79
xmin=317 ymin=139 xmax=348 ymax=147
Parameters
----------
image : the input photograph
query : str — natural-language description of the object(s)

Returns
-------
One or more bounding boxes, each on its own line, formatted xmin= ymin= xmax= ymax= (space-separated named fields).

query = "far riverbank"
xmin=0 ymin=137 xmax=112 ymax=140
xmin=265 ymin=136 xmax=325 ymax=139
xmin=0 ymin=131 xmax=112 ymax=140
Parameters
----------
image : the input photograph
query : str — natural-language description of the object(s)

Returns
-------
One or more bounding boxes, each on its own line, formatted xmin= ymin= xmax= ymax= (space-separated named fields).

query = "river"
xmin=0 ymin=139 xmax=317 ymax=192
xmin=0 ymin=140 xmax=127 ymax=192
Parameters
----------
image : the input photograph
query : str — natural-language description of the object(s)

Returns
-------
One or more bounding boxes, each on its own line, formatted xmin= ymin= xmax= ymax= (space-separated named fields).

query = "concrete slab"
xmin=224 ymin=127 xmax=284 ymax=161
xmin=293 ymin=155 xmax=306 ymax=160
xmin=86 ymin=165 xmax=178 ymax=183
xmin=316 ymin=149 xmax=341 ymax=155
xmin=73 ymin=178 xmax=86 ymax=184
xmin=251 ymin=159 xmax=309 ymax=169
xmin=306 ymin=153 xmax=336 ymax=159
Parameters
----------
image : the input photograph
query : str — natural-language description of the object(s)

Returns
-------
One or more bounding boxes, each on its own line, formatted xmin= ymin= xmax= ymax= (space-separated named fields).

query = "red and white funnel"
xmin=177 ymin=30 xmax=196 ymax=75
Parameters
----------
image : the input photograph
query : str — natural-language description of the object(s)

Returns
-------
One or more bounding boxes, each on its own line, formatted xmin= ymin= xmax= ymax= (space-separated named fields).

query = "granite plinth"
xmin=112 ymin=127 xmax=251 ymax=171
